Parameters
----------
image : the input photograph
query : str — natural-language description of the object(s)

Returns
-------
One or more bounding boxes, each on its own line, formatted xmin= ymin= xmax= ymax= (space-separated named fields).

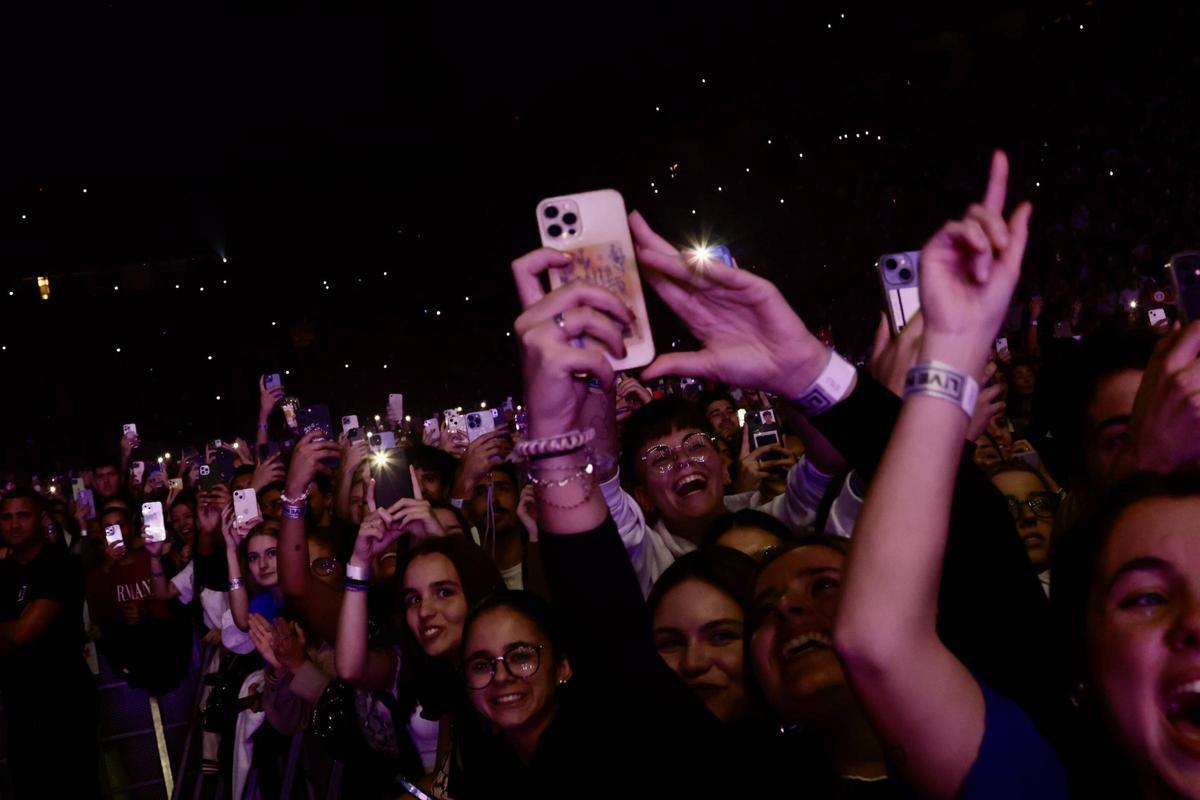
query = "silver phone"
xmin=142 ymin=502 xmax=167 ymax=543
xmin=877 ymin=251 xmax=921 ymax=334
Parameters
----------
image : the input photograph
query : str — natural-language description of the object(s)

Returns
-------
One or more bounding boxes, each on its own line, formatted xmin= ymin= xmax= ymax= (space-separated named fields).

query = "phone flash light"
xmin=157 ymin=457 xmax=164 ymax=464
xmin=48 ymin=486 xmax=56 ymax=493
xmin=1129 ymin=300 xmax=1139 ymax=309
xmin=480 ymin=402 xmax=487 ymax=409
xmin=372 ymin=451 xmax=389 ymax=465
xmin=232 ymin=442 xmax=239 ymax=449
xmin=374 ymin=414 xmax=381 ymax=422
xmin=737 ymin=409 xmax=747 ymax=426
xmin=164 ymin=453 xmax=171 ymax=460
xmin=404 ymin=415 xmax=412 ymax=422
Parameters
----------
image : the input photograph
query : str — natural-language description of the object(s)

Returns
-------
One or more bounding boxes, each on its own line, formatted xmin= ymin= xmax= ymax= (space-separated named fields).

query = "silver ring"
xmin=554 ymin=313 xmax=567 ymax=331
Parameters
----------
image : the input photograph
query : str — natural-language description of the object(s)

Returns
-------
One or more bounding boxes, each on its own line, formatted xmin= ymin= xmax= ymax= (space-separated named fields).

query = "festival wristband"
xmin=902 ymin=360 xmax=979 ymax=419
xmin=792 ymin=351 xmax=857 ymax=415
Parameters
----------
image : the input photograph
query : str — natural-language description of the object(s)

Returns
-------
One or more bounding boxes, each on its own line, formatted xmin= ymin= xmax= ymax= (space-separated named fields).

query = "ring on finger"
xmin=554 ymin=313 xmax=567 ymax=331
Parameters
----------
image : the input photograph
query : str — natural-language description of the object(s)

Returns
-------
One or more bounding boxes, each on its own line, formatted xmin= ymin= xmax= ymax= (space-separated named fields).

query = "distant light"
xmin=436 ymin=310 xmax=442 ymax=316
xmin=383 ymin=271 xmax=388 ymax=276
xmin=382 ymin=363 xmax=388 ymax=369
xmin=827 ymin=23 xmax=832 ymax=28
xmin=1035 ymin=181 xmax=1040 ymax=187
xmin=1079 ymin=24 xmax=1083 ymax=30
xmin=113 ymin=285 xmax=119 ymax=291
xmin=222 ymin=279 xmax=227 ymax=285
xmin=116 ymin=347 xmax=122 ymax=353
xmin=216 ymin=395 xmax=221 ymax=400
xmin=505 ymin=331 xmax=511 ymax=337
xmin=767 ymin=139 xmax=772 ymax=144
xmin=164 ymin=453 xmax=171 ymax=460
xmin=717 ymin=186 xmax=723 ymax=191
xmin=157 ymin=457 xmax=164 ymax=464
xmin=222 ymin=256 xmax=228 ymax=263
xmin=480 ymin=401 xmax=488 ymax=408
xmin=404 ymin=415 xmax=412 ymax=422
xmin=37 ymin=276 xmax=50 ymax=301
xmin=516 ymin=404 xmax=523 ymax=411
xmin=175 ymin=284 xmax=180 ymax=289
xmin=284 ymin=370 xmax=290 ymax=375
xmin=655 ymin=106 xmax=660 ymax=111
xmin=691 ymin=209 xmax=697 ymax=215
xmin=271 ymin=321 xmax=276 ymax=326
xmin=779 ymin=198 xmax=785 ymax=204
xmin=745 ymin=167 xmax=750 ymax=173
xmin=464 ymin=296 xmax=470 ymax=302
xmin=1129 ymin=300 xmax=1138 ymax=309
xmin=1109 ymin=170 xmax=1114 ymax=176
xmin=199 ymin=286 xmax=205 ymax=292
xmin=344 ymin=363 xmax=349 ymax=368
xmin=700 ymin=77 xmax=706 ymax=84
xmin=7 ymin=291 xmax=12 ymax=296
xmin=20 ymin=214 xmax=26 ymax=220
xmin=374 ymin=414 xmax=381 ymax=422
xmin=82 ymin=187 xmax=88 ymax=193
xmin=207 ymin=355 xmax=213 ymax=360
xmin=798 ymin=153 xmax=803 ymax=158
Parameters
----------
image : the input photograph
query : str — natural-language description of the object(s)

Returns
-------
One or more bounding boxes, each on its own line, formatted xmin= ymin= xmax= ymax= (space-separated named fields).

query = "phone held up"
xmin=371 ymin=447 xmax=414 ymax=508
xmin=536 ymin=189 xmax=655 ymax=370
xmin=877 ymin=251 xmax=921 ymax=335
xmin=1168 ymin=252 xmax=1200 ymax=323
xmin=233 ymin=489 xmax=263 ymax=527
xmin=748 ymin=409 xmax=782 ymax=450
xmin=142 ymin=502 xmax=167 ymax=543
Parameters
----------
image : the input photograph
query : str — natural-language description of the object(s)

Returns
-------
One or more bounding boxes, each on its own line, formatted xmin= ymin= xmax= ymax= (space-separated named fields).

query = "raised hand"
xmin=870 ymin=310 xmax=925 ymax=397
xmin=251 ymin=454 xmax=287 ymax=494
xmin=248 ymin=613 xmax=284 ymax=671
xmin=917 ymin=151 xmax=1032 ymax=374
xmin=285 ymin=431 xmax=341 ymax=498
xmin=349 ymin=487 xmax=407 ymax=567
xmin=452 ymin=429 xmax=513 ymax=498
xmin=196 ymin=485 xmax=232 ymax=536
xmin=615 ymin=374 xmax=653 ymax=419
xmin=629 ymin=212 xmax=830 ymax=398
xmin=1112 ymin=321 xmax=1200 ymax=477
xmin=259 ymin=374 xmax=286 ymax=421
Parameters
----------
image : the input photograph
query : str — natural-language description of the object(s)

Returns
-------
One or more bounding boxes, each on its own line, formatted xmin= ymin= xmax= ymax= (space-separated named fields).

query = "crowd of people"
xmin=3 ymin=149 xmax=1200 ymax=799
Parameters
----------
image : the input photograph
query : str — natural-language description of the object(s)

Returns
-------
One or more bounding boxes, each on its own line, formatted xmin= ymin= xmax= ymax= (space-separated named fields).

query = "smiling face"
xmin=750 ymin=545 xmax=848 ymax=725
xmin=636 ymin=428 xmax=727 ymax=528
xmin=1088 ymin=496 xmax=1200 ymax=797
xmin=246 ymin=533 xmax=279 ymax=588
xmin=169 ymin=503 xmax=195 ymax=542
xmin=653 ymin=578 xmax=748 ymax=722
xmin=403 ymin=553 xmax=468 ymax=658
xmin=705 ymin=400 xmax=740 ymax=443
xmin=991 ymin=469 xmax=1056 ymax=569
xmin=464 ymin=606 xmax=569 ymax=740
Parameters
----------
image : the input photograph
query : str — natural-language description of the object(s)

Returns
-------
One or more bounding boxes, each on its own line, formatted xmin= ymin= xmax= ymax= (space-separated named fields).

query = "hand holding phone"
xmin=142 ymin=502 xmax=167 ymax=543
xmin=233 ymin=489 xmax=263 ymax=526
xmin=877 ymin=251 xmax=921 ymax=335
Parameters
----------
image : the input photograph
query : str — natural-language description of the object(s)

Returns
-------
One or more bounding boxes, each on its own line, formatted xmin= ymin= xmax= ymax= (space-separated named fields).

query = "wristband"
xmin=228 ymin=577 xmax=245 ymax=591
xmin=514 ymin=428 xmax=596 ymax=459
xmin=281 ymin=500 xmax=307 ymax=520
xmin=256 ymin=422 xmax=270 ymax=431
xmin=345 ymin=563 xmax=370 ymax=582
xmin=792 ymin=351 xmax=857 ymax=415
xmin=344 ymin=580 xmax=369 ymax=592
xmin=903 ymin=361 xmax=979 ymax=420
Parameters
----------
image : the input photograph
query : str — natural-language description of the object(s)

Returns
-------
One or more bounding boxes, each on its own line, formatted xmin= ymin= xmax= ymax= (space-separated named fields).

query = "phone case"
xmin=444 ymin=409 xmax=466 ymax=435
xmin=105 ymin=524 xmax=124 ymax=546
xmin=465 ymin=410 xmax=496 ymax=442
xmin=342 ymin=414 xmax=360 ymax=434
xmin=233 ymin=489 xmax=263 ymax=525
xmin=877 ymin=251 xmax=921 ymax=334
xmin=371 ymin=449 xmax=414 ymax=508
xmin=1169 ymin=252 xmax=1200 ymax=323
xmin=123 ymin=423 xmax=138 ymax=437
xmin=78 ymin=489 xmax=96 ymax=520
xmin=537 ymin=189 xmax=655 ymax=370
xmin=264 ymin=373 xmax=282 ymax=391
xmin=388 ymin=394 xmax=404 ymax=421
xmin=142 ymin=502 xmax=167 ymax=543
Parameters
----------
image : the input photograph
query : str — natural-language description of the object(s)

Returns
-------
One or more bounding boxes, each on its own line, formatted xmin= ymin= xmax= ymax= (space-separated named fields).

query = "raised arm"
xmin=221 ymin=506 xmax=251 ymax=632
xmin=834 ymin=151 xmax=1032 ymax=798
xmin=256 ymin=374 xmax=285 ymax=447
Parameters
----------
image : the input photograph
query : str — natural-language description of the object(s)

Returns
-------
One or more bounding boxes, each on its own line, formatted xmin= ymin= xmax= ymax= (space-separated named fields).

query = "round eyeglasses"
xmin=310 ymin=556 xmax=339 ymax=577
xmin=640 ymin=432 xmax=717 ymax=475
xmin=464 ymin=643 xmax=544 ymax=690
xmin=1005 ymin=492 xmax=1060 ymax=521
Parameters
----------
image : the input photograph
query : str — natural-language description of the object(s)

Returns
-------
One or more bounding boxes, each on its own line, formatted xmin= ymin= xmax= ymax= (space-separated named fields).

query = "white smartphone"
xmin=368 ymin=431 xmax=397 ymax=453
xmin=72 ymin=477 xmax=86 ymax=496
xmin=444 ymin=409 xmax=466 ymax=436
xmin=465 ymin=410 xmax=496 ymax=442
xmin=1148 ymin=308 xmax=1168 ymax=327
xmin=123 ymin=423 xmax=138 ymax=438
xmin=536 ymin=189 xmax=655 ymax=370
xmin=388 ymin=394 xmax=404 ymax=422
xmin=264 ymin=373 xmax=283 ymax=391
xmin=142 ymin=502 xmax=167 ymax=543
xmin=130 ymin=461 xmax=146 ymax=485
xmin=995 ymin=337 xmax=1009 ymax=356
xmin=77 ymin=488 xmax=96 ymax=521
xmin=423 ymin=417 xmax=439 ymax=436
xmin=341 ymin=414 xmax=360 ymax=434
xmin=877 ymin=251 xmax=921 ymax=335
xmin=233 ymin=489 xmax=263 ymax=526
xmin=104 ymin=523 xmax=125 ymax=548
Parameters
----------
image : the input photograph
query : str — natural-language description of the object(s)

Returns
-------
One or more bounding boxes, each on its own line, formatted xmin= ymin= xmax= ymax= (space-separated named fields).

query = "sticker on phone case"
xmin=557 ymin=243 xmax=642 ymax=344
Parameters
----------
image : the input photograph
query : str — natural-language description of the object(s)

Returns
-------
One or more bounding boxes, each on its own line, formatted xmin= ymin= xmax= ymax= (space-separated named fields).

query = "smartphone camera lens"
xmin=544 ymin=206 xmax=559 ymax=219
xmin=885 ymin=258 xmax=898 ymax=270
xmin=547 ymin=224 xmax=563 ymax=237
xmin=899 ymin=268 xmax=913 ymax=282
xmin=562 ymin=212 xmax=577 ymax=225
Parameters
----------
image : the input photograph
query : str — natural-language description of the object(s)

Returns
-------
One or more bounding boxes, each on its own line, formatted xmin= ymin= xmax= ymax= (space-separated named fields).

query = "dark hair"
xmin=238 ymin=523 xmax=279 ymax=594
xmin=169 ymin=490 xmax=197 ymax=514
xmin=1050 ymin=471 xmax=1200 ymax=795
xmin=98 ymin=503 xmax=134 ymax=527
xmin=428 ymin=501 xmax=471 ymax=533
xmin=696 ymin=389 xmax=737 ymax=415
xmin=260 ymin=480 xmax=285 ymax=496
xmin=984 ymin=460 xmax=1052 ymax=490
xmin=702 ymin=509 xmax=793 ymax=550
xmin=312 ymin=472 xmax=334 ymax=496
xmin=754 ymin=533 xmax=849 ymax=580
xmin=408 ymin=445 xmax=458 ymax=488
xmin=1 ymin=487 xmax=47 ymax=517
xmin=462 ymin=589 xmax=566 ymax=662
xmin=647 ymin=546 xmax=759 ymax=618
xmin=620 ymin=396 xmax=713 ymax=482
xmin=232 ymin=464 xmax=256 ymax=481
xmin=396 ymin=536 xmax=504 ymax=619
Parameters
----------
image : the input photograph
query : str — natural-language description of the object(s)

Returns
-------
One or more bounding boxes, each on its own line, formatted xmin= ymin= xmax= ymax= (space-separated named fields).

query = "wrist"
xmin=348 ymin=555 xmax=371 ymax=569
xmin=776 ymin=345 xmax=833 ymax=399
xmin=919 ymin=333 xmax=988 ymax=377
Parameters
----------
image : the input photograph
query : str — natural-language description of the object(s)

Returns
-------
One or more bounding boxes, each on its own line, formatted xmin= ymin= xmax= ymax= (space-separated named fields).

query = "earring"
xmin=557 ymin=678 xmax=568 ymax=686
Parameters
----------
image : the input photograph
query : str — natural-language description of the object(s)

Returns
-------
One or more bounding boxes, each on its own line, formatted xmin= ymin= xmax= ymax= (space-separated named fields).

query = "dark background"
xmin=2 ymin=2 xmax=1198 ymax=473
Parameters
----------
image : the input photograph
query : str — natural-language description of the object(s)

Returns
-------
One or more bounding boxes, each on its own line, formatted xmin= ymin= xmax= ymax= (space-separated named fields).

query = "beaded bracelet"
xmin=228 ymin=577 xmax=245 ymax=591
xmin=526 ymin=462 xmax=595 ymax=489
xmin=514 ymin=428 xmax=596 ymax=460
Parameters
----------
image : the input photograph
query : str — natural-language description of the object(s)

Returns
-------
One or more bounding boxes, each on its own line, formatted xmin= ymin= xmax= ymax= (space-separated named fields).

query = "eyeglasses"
xmin=464 ymin=643 xmax=544 ymax=690
xmin=310 ymin=556 xmax=339 ymax=577
xmin=1005 ymin=492 xmax=1060 ymax=520
xmin=640 ymin=432 xmax=717 ymax=474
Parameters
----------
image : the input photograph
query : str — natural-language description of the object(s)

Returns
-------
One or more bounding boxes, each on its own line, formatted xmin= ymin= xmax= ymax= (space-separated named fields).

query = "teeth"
xmin=674 ymin=474 xmax=706 ymax=493
xmin=493 ymin=693 xmax=523 ymax=704
xmin=422 ymin=627 xmax=441 ymax=639
xmin=1170 ymin=680 xmax=1200 ymax=697
xmin=783 ymin=632 xmax=831 ymax=657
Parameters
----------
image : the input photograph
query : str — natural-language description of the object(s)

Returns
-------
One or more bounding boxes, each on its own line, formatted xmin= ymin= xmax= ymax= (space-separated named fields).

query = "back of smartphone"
xmin=371 ymin=448 xmax=414 ymax=508
xmin=1168 ymin=252 xmax=1200 ymax=323
xmin=537 ymin=189 xmax=655 ymax=370
xmin=877 ymin=251 xmax=921 ymax=334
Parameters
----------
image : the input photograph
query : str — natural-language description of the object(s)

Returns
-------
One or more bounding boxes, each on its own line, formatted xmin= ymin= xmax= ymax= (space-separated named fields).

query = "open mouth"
xmin=673 ymin=473 xmax=708 ymax=498
xmin=1163 ymin=680 xmax=1200 ymax=757
xmin=781 ymin=632 xmax=832 ymax=662
xmin=420 ymin=625 xmax=444 ymax=643
xmin=490 ymin=692 xmax=528 ymax=708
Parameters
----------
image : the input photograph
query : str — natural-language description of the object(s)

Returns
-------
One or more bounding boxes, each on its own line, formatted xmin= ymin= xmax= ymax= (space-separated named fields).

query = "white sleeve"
xmin=824 ymin=471 xmax=864 ymax=538
xmin=600 ymin=469 xmax=654 ymax=592
xmin=755 ymin=454 xmax=835 ymax=534
xmin=221 ymin=607 xmax=257 ymax=655
xmin=171 ymin=561 xmax=195 ymax=605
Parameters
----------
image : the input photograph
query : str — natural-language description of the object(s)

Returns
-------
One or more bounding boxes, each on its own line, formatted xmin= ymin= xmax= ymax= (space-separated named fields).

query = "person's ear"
xmin=555 ymin=655 xmax=573 ymax=687
xmin=632 ymin=485 xmax=656 ymax=514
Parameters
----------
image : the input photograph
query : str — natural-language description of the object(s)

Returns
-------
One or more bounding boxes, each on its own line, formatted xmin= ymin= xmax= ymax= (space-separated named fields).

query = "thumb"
xmin=640 ymin=351 xmax=714 ymax=383
xmin=872 ymin=312 xmax=891 ymax=356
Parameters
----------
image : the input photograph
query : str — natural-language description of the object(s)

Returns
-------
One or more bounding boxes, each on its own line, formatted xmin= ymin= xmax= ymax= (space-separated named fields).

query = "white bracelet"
xmin=792 ymin=351 xmax=857 ymax=415
xmin=345 ymin=563 xmax=370 ymax=582
xmin=903 ymin=361 xmax=979 ymax=419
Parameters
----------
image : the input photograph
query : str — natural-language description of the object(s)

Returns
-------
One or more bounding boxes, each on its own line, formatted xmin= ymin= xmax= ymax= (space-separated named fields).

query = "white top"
xmin=170 ymin=561 xmax=231 ymax=631
xmin=602 ymin=455 xmax=863 ymax=596
xmin=408 ymin=703 xmax=441 ymax=773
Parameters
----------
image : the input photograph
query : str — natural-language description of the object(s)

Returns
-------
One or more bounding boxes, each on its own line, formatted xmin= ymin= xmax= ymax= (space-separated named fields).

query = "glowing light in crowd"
xmin=37 ymin=276 xmax=50 ymax=300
